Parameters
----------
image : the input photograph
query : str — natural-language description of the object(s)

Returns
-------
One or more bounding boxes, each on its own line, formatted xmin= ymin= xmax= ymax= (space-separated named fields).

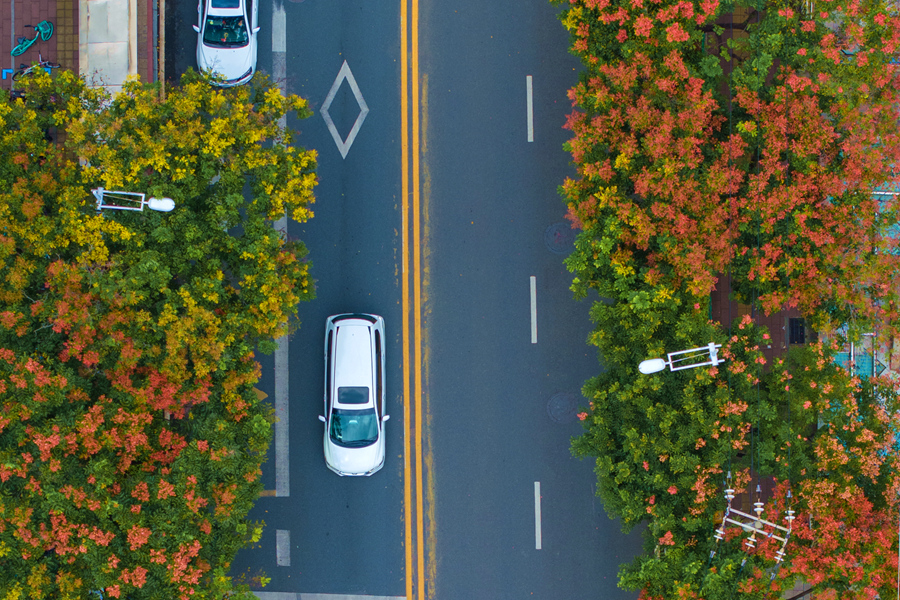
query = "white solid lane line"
xmin=272 ymin=0 xmax=289 ymax=499
xmin=272 ymin=0 xmax=287 ymax=123
xmin=530 ymin=276 xmax=537 ymax=344
xmin=274 ymin=279 xmax=290 ymax=498
xmin=272 ymin=1 xmax=286 ymax=101
xmin=534 ymin=481 xmax=542 ymax=550
xmin=253 ymin=594 xmax=406 ymax=600
xmin=526 ymin=75 xmax=534 ymax=142
xmin=272 ymin=0 xmax=286 ymax=53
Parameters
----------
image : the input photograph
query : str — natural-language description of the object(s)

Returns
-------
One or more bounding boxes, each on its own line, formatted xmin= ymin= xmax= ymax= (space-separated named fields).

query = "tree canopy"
xmin=553 ymin=0 xmax=900 ymax=596
xmin=0 ymin=70 xmax=317 ymax=599
xmin=557 ymin=0 xmax=900 ymax=339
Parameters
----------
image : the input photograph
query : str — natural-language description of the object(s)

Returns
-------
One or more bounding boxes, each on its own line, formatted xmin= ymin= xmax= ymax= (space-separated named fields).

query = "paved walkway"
xmin=2 ymin=0 xmax=158 ymax=95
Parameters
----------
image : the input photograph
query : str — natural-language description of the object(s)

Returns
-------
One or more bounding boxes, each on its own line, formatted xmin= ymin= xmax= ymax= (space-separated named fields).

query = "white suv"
xmin=193 ymin=0 xmax=259 ymax=86
xmin=319 ymin=314 xmax=388 ymax=476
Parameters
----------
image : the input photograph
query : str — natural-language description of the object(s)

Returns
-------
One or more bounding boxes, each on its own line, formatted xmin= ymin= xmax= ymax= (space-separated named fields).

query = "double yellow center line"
xmin=401 ymin=0 xmax=430 ymax=598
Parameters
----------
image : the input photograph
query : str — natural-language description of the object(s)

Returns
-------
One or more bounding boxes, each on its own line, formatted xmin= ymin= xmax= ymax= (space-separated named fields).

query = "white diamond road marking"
xmin=321 ymin=60 xmax=369 ymax=159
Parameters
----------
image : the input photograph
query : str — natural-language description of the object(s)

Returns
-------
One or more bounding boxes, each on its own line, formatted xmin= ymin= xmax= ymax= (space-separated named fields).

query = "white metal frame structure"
xmin=639 ymin=342 xmax=725 ymax=374
xmin=710 ymin=473 xmax=795 ymax=573
xmin=93 ymin=188 xmax=175 ymax=213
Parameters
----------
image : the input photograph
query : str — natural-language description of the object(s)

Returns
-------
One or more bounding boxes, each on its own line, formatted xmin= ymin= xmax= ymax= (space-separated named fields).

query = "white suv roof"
xmin=333 ymin=324 xmax=373 ymax=392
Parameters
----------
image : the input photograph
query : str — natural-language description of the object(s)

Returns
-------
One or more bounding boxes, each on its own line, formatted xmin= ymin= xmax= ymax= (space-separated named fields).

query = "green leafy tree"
xmin=569 ymin=252 xmax=899 ymax=598
xmin=555 ymin=0 xmax=900 ymax=339
xmin=553 ymin=0 xmax=900 ymax=595
xmin=0 ymin=70 xmax=316 ymax=599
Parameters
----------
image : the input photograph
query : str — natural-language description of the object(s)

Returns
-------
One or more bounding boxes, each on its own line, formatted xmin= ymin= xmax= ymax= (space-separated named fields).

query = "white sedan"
xmin=319 ymin=314 xmax=389 ymax=476
xmin=193 ymin=0 xmax=258 ymax=86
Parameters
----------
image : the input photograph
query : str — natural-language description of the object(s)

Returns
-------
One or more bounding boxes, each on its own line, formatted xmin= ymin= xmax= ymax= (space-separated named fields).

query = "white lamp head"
xmin=147 ymin=197 xmax=175 ymax=212
xmin=638 ymin=358 xmax=667 ymax=374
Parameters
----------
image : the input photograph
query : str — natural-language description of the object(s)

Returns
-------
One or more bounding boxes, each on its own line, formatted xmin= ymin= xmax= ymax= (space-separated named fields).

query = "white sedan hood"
xmin=197 ymin=43 xmax=253 ymax=82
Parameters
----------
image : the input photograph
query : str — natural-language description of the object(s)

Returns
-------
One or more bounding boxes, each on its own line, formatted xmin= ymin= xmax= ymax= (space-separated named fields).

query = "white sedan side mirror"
xmin=318 ymin=415 xmax=326 ymax=423
xmin=193 ymin=24 xmax=200 ymax=33
xmin=253 ymin=26 xmax=260 ymax=34
xmin=382 ymin=415 xmax=390 ymax=422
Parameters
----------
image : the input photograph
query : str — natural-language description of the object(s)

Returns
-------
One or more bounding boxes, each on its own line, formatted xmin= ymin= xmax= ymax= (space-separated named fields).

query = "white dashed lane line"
xmin=530 ymin=276 xmax=537 ymax=344
xmin=526 ymin=75 xmax=534 ymax=142
xmin=275 ymin=529 xmax=291 ymax=566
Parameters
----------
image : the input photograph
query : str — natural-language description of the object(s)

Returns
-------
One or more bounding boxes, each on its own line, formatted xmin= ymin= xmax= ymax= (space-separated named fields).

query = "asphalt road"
xmin=165 ymin=0 xmax=643 ymax=597
xmin=420 ymin=1 xmax=643 ymax=598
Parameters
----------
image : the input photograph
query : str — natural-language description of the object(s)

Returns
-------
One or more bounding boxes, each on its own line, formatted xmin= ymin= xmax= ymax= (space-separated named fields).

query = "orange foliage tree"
xmin=0 ymin=70 xmax=316 ymax=599
xmin=557 ymin=0 xmax=900 ymax=339
xmin=555 ymin=0 xmax=900 ymax=596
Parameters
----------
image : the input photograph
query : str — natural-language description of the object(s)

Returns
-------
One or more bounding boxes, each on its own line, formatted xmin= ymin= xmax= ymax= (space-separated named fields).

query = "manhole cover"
xmin=547 ymin=392 xmax=577 ymax=423
xmin=544 ymin=222 xmax=576 ymax=254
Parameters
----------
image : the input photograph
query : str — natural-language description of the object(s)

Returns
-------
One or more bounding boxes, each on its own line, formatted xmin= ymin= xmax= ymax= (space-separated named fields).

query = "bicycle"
xmin=10 ymin=21 xmax=54 ymax=57
xmin=12 ymin=53 xmax=61 ymax=82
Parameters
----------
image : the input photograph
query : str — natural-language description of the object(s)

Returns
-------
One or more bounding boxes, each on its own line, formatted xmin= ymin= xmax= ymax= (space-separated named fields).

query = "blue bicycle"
xmin=11 ymin=21 xmax=54 ymax=57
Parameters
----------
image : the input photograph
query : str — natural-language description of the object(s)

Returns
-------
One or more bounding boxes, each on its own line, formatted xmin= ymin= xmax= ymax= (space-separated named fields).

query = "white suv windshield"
xmin=330 ymin=408 xmax=378 ymax=448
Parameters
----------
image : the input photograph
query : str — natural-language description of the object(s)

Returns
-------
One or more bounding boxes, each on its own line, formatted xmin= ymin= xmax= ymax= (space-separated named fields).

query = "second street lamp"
xmin=638 ymin=342 xmax=725 ymax=374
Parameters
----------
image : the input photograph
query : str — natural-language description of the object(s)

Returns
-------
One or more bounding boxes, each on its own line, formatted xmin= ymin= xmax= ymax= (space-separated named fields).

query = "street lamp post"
xmin=638 ymin=342 xmax=725 ymax=374
xmin=712 ymin=474 xmax=794 ymax=560
xmin=91 ymin=187 xmax=173 ymax=415
xmin=92 ymin=188 xmax=175 ymax=213
xmin=638 ymin=340 xmax=806 ymax=588
xmin=708 ymin=472 xmax=795 ymax=588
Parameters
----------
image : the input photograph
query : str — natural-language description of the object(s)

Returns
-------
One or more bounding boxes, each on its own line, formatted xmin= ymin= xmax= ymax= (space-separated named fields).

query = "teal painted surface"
xmin=834 ymin=351 xmax=882 ymax=378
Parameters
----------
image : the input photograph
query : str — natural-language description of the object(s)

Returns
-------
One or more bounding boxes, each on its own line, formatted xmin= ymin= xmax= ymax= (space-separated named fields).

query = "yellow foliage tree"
xmin=0 ymin=69 xmax=316 ymax=598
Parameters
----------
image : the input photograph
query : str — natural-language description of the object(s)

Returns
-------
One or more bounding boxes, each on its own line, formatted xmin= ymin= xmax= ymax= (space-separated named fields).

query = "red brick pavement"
xmin=3 ymin=0 xmax=55 ymax=88
xmin=3 ymin=0 xmax=160 ymax=95
xmin=2 ymin=0 xmax=80 ymax=93
xmin=710 ymin=272 xmax=805 ymax=370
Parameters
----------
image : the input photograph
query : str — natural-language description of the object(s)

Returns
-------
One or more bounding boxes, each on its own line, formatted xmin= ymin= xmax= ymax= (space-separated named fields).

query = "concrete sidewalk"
xmin=3 ymin=0 xmax=161 ymax=95
xmin=79 ymin=0 xmax=161 ymax=95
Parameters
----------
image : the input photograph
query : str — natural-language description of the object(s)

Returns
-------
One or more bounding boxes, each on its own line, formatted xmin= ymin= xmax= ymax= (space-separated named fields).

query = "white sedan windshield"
xmin=203 ymin=16 xmax=248 ymax=47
